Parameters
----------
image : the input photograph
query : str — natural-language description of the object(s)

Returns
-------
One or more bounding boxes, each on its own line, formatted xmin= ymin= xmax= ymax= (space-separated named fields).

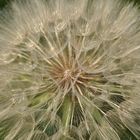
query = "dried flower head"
xmin=0 ymin=0 xmax=140 ymax=140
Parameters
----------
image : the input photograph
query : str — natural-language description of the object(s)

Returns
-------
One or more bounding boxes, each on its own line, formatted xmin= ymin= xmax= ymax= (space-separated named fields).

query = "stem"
xmin=61 ymin=95 xmax=73 ymax=138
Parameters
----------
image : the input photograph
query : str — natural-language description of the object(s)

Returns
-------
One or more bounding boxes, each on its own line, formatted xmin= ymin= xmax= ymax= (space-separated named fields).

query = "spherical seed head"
xmin=0 ymin=0 xmax=140 ymax=140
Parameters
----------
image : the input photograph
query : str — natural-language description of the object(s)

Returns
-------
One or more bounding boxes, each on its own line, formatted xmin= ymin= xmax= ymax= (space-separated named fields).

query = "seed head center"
xmin=63 ymin=69 xmax=72 ymax=79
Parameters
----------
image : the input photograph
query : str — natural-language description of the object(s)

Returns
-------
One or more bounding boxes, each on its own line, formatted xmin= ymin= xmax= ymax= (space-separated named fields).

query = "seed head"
xmin=0 ymin=0 xmax=140 ymax=140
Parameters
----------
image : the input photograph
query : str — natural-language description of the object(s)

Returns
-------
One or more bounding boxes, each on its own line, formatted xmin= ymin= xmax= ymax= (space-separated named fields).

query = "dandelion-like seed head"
xmin=0 ymin=0 xmax=140 ymax=140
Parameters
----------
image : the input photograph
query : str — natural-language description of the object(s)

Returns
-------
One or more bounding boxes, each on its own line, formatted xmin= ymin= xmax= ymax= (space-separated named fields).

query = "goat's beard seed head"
xmin=0 ymin=0 xmax=140 ymax=139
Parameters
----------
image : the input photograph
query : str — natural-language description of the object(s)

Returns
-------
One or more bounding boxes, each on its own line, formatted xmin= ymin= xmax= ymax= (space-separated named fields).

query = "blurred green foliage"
xmin=0 ymin=0 xmax=9 ymax=8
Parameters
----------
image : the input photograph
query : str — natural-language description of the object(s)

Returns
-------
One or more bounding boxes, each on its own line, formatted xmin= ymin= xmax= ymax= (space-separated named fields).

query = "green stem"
xmin=61 ymin=95 xmax=73 ymax=138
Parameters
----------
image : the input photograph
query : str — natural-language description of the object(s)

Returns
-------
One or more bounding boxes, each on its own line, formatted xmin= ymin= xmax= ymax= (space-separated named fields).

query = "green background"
xmin=0 ymin=0 xmax=11 ymax=8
